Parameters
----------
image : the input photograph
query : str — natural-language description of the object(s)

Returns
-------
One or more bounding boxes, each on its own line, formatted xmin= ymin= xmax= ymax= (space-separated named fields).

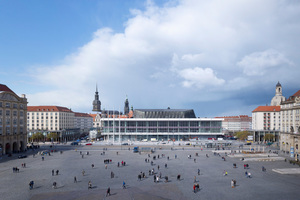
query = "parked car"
xmin=122 ymin=143 xmax=129 ymax=145
xmin=85 ymin=143 xmax=92 ymax=145
xmin=71 ymin=142 xmax=79 ymax=145
xmin=18 ymin=155 xmax=27 ymax=159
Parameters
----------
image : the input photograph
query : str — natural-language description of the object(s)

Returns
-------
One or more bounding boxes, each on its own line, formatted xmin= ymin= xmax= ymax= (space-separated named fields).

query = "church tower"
xmin=275 ymin=81 xmax=282 ymax=96
xmin=92 ymin=85 xmax=101 ymax=112
xmin=271 ymin=81 xmax=286 ymax=106
xmin=124 ymin=95 xmax=129 ymax=115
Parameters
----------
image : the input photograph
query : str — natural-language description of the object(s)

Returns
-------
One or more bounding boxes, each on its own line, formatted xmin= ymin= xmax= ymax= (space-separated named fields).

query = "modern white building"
xmin=252 ymin=82 xmax=285 ymax=131
xmin=252 ymin=106 xmax=281 ymax=131
xmin=100 ymin=117 xmax=223 ymax=142
xmin=0 ymin=84 xmax=28 ymax=155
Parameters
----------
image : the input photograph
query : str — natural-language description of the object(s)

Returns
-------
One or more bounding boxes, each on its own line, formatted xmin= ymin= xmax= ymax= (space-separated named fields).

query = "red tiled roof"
xmin=252 ymin=106 xmax=280 ymax=112
xmin=74 ymin=112 xmax=93 ymax=118
xmin=292 ymin=90 xmax=300 ymax=97
xmin=27 ymin=106 xmax=73 ymax=113
xmin=0 ymin=84 xmax=15 ymax=94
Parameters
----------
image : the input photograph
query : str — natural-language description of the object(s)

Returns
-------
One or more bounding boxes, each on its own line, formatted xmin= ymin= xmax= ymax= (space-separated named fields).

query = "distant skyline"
xmin=1 ymin=0 xmax=300 ymax=117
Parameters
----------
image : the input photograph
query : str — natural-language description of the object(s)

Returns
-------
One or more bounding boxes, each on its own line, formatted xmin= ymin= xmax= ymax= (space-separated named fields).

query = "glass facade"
xmin=101 ymin=119 xmax=222 ymax=135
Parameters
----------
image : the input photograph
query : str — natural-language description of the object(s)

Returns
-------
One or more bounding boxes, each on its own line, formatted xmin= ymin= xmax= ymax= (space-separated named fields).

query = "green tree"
xmin=234 ymin=131 xmax=251 ymax=141
xmin=47 ymin=132 xmax=58 ymax=142
xmin=31 ymin=132 xmax=44 ymax=142
xmin=264 ymin=133 xmax=274 ymax=142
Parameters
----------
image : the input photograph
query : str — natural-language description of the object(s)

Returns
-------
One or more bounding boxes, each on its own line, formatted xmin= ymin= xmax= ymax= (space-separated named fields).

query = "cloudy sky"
xmin=1 ymin=0 xmax=300 ymax=117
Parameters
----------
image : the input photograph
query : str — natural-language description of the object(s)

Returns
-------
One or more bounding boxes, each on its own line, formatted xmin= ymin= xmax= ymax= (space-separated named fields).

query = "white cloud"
xmin=26 ymin=0 xmax=300 ymax=116
xmin=179 ymin=67 xmax=225 ymax=89
xmin=237 ymin=49 xmax=292 ymax=76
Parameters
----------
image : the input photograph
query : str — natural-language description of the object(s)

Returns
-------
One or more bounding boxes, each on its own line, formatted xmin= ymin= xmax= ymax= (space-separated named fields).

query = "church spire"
xmin=92 ymin=84 xmax=101 ymax=112
xmin=124 ymin=95 xmax=129 ymax=115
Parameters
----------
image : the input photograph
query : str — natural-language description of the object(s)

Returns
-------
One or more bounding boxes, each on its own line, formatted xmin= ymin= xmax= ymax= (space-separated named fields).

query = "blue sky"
xmin=1 ymin=0 xmax=300 ymax=117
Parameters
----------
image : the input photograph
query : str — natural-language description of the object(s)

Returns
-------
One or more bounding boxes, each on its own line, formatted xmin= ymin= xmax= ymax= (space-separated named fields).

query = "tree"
xmin=47 ymin=132 xmax=58 ymax=142
xmin=31 ymin=132 xmax=44 ymax=142
xmin=264 ymin=134 xmax=274 ymax=142
xmin=234 ymin=131 xmax=251 ymax=141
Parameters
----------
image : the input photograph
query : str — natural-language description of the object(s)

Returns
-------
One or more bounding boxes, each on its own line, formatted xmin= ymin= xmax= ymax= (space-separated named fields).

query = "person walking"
xmin=74 ymin=176 xmax=77 ymax=183
xmin=194 ymin=176 xmax=197 ymax=183
xmin=53 ymin=182 xmax=57 ymax=189
xmin=82 ymin=170 xmax=85 ymax=176
xmin=231 ymin=179 xmax=235 ymax=188
xmin=198 ymin=169 xmax=200 ymax=175
xmin=106 ymin=187 xmax=111 ymax=196
xmin=29 ymin=181 xmax=34 ymax=190
xmin=123 ymin=181 xmax=126 ymax=189
xmin=193 ymin=184 xmax=196 ymax=193
xmin=52 ymin=169 xmax=54 ymax=176
xmin=56 ymin=170 xmax=59 ymax=175
xmin=88 ymin=181 xmax=92 ymax=189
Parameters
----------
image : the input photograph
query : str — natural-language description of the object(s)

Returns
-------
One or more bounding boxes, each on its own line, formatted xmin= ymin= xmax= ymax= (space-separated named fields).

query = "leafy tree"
xmin=234 ymin=131 xmax=251 ymax=141
xmin=47 ymin=132 xmax=58 ymax=142
xmin=31 ymin=132 xmax=44 ymax=142
xmin=264 ymin=133 xmax=274 ymax=142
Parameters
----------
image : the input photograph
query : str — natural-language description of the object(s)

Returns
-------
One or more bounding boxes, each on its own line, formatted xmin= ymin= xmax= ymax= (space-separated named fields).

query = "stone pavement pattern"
xmin=1 ymin=143 xmax=300 ymax=200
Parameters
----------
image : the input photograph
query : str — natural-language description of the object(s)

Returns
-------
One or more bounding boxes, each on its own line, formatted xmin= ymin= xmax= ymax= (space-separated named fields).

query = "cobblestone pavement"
xmin=1 ymin=142 xmax=300 ymax=200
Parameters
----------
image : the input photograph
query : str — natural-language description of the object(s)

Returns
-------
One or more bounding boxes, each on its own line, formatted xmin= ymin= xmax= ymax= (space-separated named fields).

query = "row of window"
xmin=0 ymin=102 xmax=24 ymax=109
xmin=0 ymin=109 xmax=24 ymax=117
xmin=103 ymin=127 xmax=222 ymax=133
xmin=103 ymin=121 xmax=221 ymax=127
xmin=0 ymin=127 xmax=24 ymax=135
xmin=0 ymin=118 xmax=24 ymax=125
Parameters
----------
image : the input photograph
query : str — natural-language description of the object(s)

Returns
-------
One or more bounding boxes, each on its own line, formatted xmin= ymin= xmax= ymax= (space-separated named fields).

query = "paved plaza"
xmin=1 ymin=142 xmax=300 ymax=200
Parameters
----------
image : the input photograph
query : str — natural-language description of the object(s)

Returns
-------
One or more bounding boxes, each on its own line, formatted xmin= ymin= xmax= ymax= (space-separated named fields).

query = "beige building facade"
xmin=27 ymin=106 xmax=80 ymax=142
xmin=280 ymin=90 xmax=300 ymax=133
xmin=0 ymin=84 xmax=28 ymax=155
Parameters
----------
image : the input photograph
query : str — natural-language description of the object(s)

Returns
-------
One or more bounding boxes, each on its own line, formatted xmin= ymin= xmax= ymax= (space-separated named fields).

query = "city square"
xmin=1 ymin=141 xmax=300 ymax=200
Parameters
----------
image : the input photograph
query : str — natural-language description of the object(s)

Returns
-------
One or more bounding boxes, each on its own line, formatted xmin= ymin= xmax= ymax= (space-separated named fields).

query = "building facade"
xmin=100 ymin=117 xmax=223 ymax=142
xmin=280 ymin=132 xmax=300 ymax=160
xmin=27 ymin=106 xmax=80 ymax=142
xmin=252 ymin=106 xmax=281 ymax=131
xmin=215 ymin=115 xmax=252 ymax=132
xmin=0 ymin=84 xmax=28 ymax=155
xmin=280 ymin=90 xmax=300 ymax=133
xmin=74 ymin=112 xmax=93 ymax=134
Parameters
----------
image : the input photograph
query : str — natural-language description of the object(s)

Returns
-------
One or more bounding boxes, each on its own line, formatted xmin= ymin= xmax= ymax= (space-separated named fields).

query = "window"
xmin=20 ymin=104 xmax=24 ymax=109
xmin=0 ymin=118 xmax=2 ymax=125
xmin=6 ymin=110 xmax=10 ymax=116
xmin=0 ymin=102 xmax=2 ymax=107
xmin=0 ymin=127 xmax=2 ymax=135
xmin=6 ymin=127 xmax=10 ymax=134
xmin=13 ymin=127 xmax=17 ymax=134
xmin=20 ymin=111 xmax=23 ymax=117
xmin=0 ymin=110 xmax=2 ymax=116
xmin=6 ymin=102 xmax=10 ymax=108
xmin=13 ymin=104 xmax=17 ymax=108
xmin=6 ymin=118 xmax=10 ymax=125
xmin=13 ymin=110 xmax=17 ymax=116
